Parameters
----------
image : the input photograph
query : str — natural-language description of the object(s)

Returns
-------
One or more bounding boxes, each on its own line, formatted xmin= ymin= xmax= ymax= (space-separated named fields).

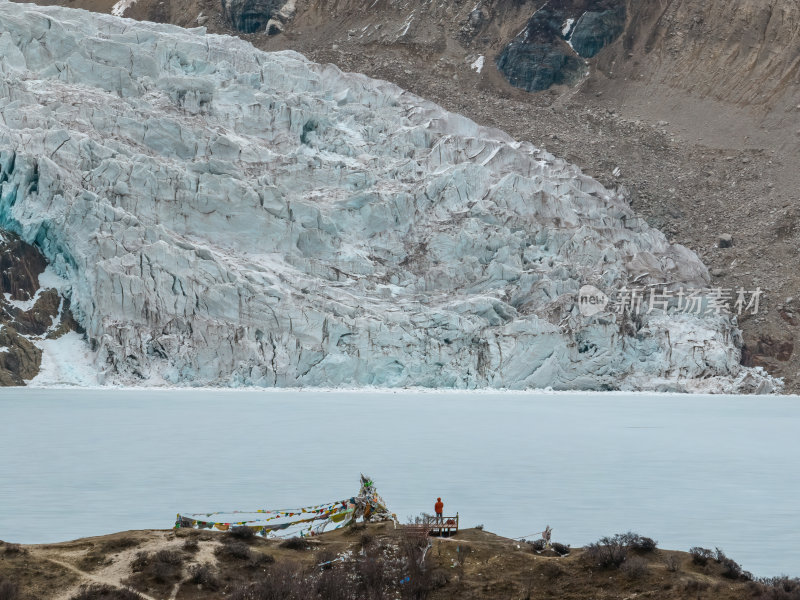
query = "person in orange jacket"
xmin=434 ymin=497 xmax=444 ymax=524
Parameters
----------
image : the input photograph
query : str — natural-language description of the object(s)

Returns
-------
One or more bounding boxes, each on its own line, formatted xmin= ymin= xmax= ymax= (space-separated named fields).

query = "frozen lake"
xmin=1 ymin=389 xmax=798 ymax=577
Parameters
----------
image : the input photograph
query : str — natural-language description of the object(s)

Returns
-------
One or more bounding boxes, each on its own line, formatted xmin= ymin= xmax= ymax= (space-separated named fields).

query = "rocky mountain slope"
xmin=0 ymin=0 xmax=781 ymax=391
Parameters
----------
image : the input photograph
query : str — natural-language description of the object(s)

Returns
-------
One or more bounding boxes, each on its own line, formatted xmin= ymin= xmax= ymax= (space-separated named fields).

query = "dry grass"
xmin=0 ymin=525 xmax=783 ymax=600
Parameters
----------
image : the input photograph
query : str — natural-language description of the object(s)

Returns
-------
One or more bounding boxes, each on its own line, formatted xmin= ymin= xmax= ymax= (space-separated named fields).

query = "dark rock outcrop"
xmin=222 ymin=0 xmax=279 ymax=33
xmin=221 ymin=0 xmax=294 ymax=34
xmin=0 ymin=232 xmax=81 ymax=385
xmin=0 ymin=327 xmax=41 ymax=385
xmin=496 ymin=0 xmax=625 ymax=93
xmin=496 ymin=5 xmax=587 ymax=92
xmin=497 ymin=39 xmax=586 ymax=92
xmin=569 ymin=7 xmax=626 ymax=58
xmin=0 ymin=231 xmax=47 ymax=302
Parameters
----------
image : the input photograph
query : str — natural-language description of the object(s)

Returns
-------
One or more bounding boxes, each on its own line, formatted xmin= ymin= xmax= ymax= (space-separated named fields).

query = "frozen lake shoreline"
xmin=20 ymin=385 xmax=800 ymax=397
xmin=1 ymin=389 xmax=798 ymax=577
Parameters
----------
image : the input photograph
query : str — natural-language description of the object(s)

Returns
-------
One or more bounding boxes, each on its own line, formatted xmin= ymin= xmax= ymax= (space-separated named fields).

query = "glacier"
xmin=0 ymin=0 xmax=778 ymax=392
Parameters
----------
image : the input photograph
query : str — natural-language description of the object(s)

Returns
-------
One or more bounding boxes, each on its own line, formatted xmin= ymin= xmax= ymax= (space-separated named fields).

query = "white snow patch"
xmin=399 ymin=14 xmax=414 ymax=37
xmin=110 ymin=0 xmax=137 ymax=17
xmin=562 ymin=18 xmax=575 ymax=38
xmin=612 ymin=166 xmax=621 ymax=177
xmin=3 ymin=291 xmax=41 ymax=312
xmin=28 ymin=332 xmax=99 ymax=387
xmin=470 ymin=55 xmax=485 ymax=74
xmin=38 ymin=266 xmax=71 ymax=293
xmin=2 ymin=267 xmax=71 ymax=313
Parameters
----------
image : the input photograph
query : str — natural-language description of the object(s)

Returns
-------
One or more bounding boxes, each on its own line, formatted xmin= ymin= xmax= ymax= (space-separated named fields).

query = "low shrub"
xmin=188 ymin=563 xmax=219 ymax=590
xmin=229 ymin=562 xmax=309 ymax=600
xmin=128 ymin=549 xmax=183 ymax=583
xmin=130 ymin=552 xmax=149 ymax=572
xmin=584 ymin=533 xmax=654 ymax=568
xmin=149 ymin=561 xmax=179 ymax=584
xmin=182 ymin=538 xmax=199 ymax=553
xmin=429 ymin=569 xmax=449 ymax=588
xmin=155 ymin=549 xmax=183 ymax=582
xmin=215 ymin=541 xmax=253 ymax=561
xmin=474 ymin=524 xmax=484 ymax=531
xmin=528 ymin=539 xmax=546 ymax=553
xmin=551 ymin=542 xmax=570 ymax=556
xmin=689 ymin=546 xmax=713 ymax=566
xmin=715 ymin=548 xmax=751 ymax=581
xmin=756 ymin=576 xmax=800 ymax=600
xmin=628 ymin=535 xmax=657 ymax=553
xmin=721 ymin=557 xmax=748 ymax=580
xmin=359 ymin=533 xmax=374 ymax=548
xmin=585 ymin=535 xmax=628 ymax=569
xmin=152 ymin=549 xmax=183 ymax=566
xmin=280 ymin=537 xmax=308 ymax=551
xmin=0 ymin=577 xmax=19 ymax=600
xmin=229 ymin=526 xmax=257 ymax=542
xmin=355 ymin=554 xmax=393 ymax=600
xmin=664 ymin=554 xmax=681 ymax=572
xmin=316 ymin=565 xmax=351 ymax=600
xmin=2 ymin=544 xmax=26 ymax=556
xmin=228 ymin=546 xmax=438 ymax=600
xmin=247 ymin=551 xmax=275 ymax=569
xmin=69 ymin=584 xmax=145 ymax=600
xmin=621 ymin=557 xmax=649 ymax=580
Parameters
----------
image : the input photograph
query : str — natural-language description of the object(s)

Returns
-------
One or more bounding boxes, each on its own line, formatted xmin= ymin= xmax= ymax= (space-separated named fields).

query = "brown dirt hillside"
xmin=1 ymin=526 xmax=793 ymax=600
xmin=9 ymin=0 xmax=800 ymax=391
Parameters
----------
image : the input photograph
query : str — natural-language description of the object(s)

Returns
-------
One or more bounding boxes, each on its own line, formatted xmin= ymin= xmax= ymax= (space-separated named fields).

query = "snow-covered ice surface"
xmin=0 ymin=1 xmax=778 ymax=392
xmin=28 ymin=332 xmax=99 ymax=386
xmin=1 ymin=389 xmax=799 ymax=577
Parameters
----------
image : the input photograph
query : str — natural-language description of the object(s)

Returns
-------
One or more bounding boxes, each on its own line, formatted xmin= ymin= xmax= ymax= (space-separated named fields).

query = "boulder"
xmin=221 ymin=0 xmax=282 ymax=33
xmin=496 ymin=41 xmax=586 ymax=92
xmin=496 ymin=1 xmax=626 ymax=92
xmin=0 ymin=326 xmax=41 ymax=384
xmin=569 ymin=7 xmax=626 ymax=58
xmin=496 ymin=7 xmax=586 ymax=92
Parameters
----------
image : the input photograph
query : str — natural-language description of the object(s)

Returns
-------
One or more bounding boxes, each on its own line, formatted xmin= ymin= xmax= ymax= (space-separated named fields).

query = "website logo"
xmin=578 ymin=285 xmax=609 ymax=316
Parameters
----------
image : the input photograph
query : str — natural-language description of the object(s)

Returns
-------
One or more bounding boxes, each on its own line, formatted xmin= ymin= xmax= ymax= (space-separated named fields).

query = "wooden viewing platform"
xmin=402 ymin=513 xmax=459 ymax=537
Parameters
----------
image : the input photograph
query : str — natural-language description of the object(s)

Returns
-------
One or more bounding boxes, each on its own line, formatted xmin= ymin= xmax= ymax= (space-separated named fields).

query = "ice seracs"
xmin=0 ymin=0 xmax=779 ymax=392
